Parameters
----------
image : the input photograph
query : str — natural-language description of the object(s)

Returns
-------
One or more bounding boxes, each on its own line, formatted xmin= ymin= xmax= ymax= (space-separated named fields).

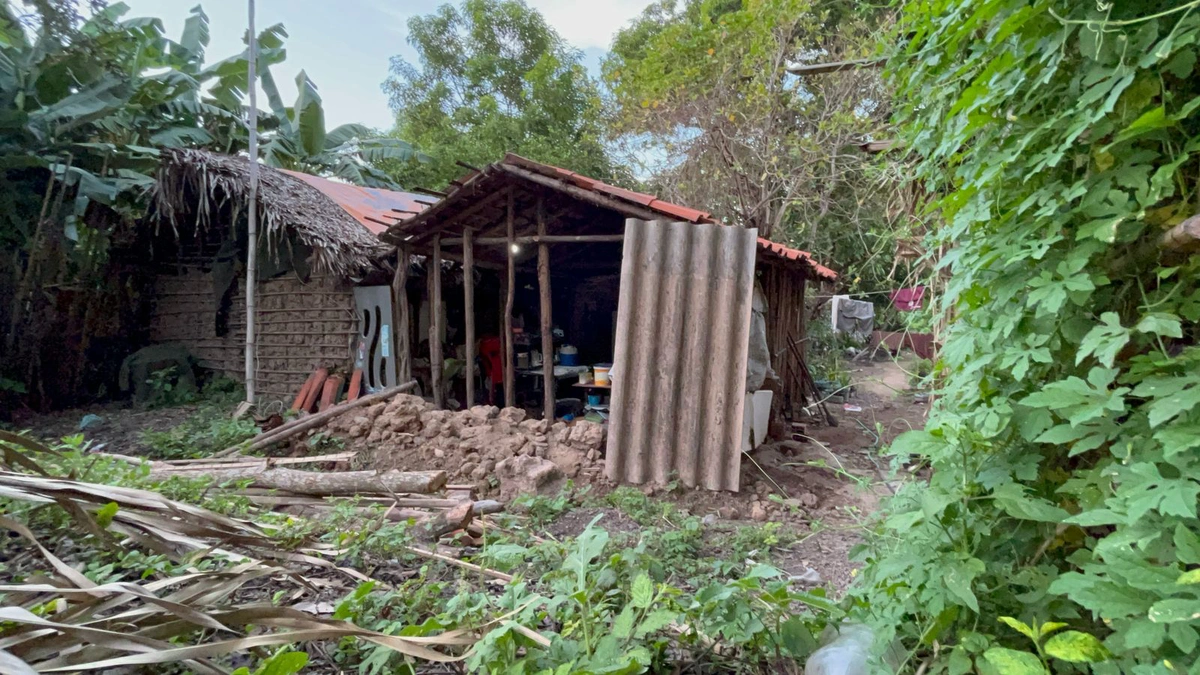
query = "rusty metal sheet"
xmin=605 ymin=219 xmax=758 ymax=492
xmin=280 ymin=169 xmax=429 ymax=234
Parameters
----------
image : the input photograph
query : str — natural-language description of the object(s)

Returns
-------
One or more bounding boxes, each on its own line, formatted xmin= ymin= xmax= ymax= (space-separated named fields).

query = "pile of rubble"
xmin=326 ymin=394 xmax=607 ymax=499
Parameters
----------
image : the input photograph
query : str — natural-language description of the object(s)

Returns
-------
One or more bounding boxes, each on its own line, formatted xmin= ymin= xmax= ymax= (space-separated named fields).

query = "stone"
xmin=470 ymin=465 xmax=489 ymax=480
xmin=494 ymin=454 xmax=566 ymax=500
xmin=750 ymin=503 xmax=769 ymax=522
xmin=641 ymin=484 xmax=655 ymax=496
xmin=481 ymin=459 xmax=496 ymax=473
xmin=519 ymin=418 xmax=549 ymax=435
xmin=433 ymin=448 xmax=445 ymax=460
xmin=718 ymin=506 xmax=741 ymax=520
xmin=586 ymin=449 xmax=600 ymax=461
xmin=798 ymin=492 xmax=819 ymax=508
xmin=466 ymin=405 xmax=500 ymax=425
xmin=702 ymin=513 xmax=718 ymax=526
xmin=464 ymin=452 xmax=481 ymax=465
xmin=498 ymin=407 xmax=527 ymax=425
xmin=788 ymin=567 xmax=822 ymax=586
xmin=460 ymin=462 xmax=478 ymax=478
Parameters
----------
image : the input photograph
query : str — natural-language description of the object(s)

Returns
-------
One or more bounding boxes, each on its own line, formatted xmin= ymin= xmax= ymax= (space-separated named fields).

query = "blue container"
xmin=560 ymin=352 xmax=579 ymax=366
xmin=587 ymin=393 xmax=603 ymax=406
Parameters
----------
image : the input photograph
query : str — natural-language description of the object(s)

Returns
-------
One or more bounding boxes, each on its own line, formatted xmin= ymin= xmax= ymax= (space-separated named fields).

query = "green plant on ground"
xmin=852 ymin=1 xmax=1200 ymax=672
xmin=144 ymin=366 xmax=196 ymax=408
xmin=510 ymin=482 xmax=581 ymax=527
xmin=140 ymin=406 xmax=258 ymax=460
xmin=601 ymin=486 xmax=682 ymax=526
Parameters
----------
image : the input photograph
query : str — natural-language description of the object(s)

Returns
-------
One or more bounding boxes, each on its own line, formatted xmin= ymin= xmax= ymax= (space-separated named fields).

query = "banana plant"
xmin=257 ymin=69 xmax=428 ymax=188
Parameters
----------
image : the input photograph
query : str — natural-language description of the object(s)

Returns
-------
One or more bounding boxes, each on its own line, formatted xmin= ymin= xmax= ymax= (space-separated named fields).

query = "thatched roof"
xmin=152 ymin=149 xmax=389 ymax=276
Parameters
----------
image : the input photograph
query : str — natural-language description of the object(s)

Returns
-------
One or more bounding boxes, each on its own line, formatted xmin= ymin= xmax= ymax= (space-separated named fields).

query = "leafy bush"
xmin=855 ymin=2 xmax=1200 ymax=672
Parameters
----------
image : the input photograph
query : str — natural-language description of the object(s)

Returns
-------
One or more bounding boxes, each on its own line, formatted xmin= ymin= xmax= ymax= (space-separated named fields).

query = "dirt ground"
xmin=16 ymin=353 xmax=928 ymax=595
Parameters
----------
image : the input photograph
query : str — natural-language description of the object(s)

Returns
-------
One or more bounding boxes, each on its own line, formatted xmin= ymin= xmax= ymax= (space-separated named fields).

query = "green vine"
xmin=854 ymin=0 xmax=1200 ymax=672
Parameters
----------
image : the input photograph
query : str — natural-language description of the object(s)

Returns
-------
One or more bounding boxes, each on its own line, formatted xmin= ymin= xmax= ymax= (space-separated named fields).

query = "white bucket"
xmin=593 ymin=364 xmax=611 ymax=385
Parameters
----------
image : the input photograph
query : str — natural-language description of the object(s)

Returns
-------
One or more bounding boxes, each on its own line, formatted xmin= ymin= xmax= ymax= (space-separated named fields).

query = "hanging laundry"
xmin=833 ymin=296 xmax=875 ymax=341
xmin=890 ymin=286 xmax=926 ymax=311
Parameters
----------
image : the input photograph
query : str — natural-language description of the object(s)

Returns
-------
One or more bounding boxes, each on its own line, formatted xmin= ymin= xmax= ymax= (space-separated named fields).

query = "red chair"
xmin=478 ymin=336 xmax=504 ymax=405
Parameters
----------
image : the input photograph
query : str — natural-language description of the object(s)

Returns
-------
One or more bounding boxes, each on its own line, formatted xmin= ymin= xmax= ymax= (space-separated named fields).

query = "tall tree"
xmin=605 ymin=0 xmax=897 ymax=287
xmin=382 ymin=0 xmax=619 ymax=188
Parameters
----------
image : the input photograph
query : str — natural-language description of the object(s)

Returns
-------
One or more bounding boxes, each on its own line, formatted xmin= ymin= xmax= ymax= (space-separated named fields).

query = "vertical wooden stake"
xmin=463 ymin=228 xmax=476 ymax=408
xmin=503 ymin=188 xmax=516 ymax=409
xmin=537 ymin=195 xmax=554 ymax=419
xmin=430 ymin=234 xmax=444 ymax=408
xmin=393 ymin=245 xmax=411 ymax=384
xmin=244 ymin=0 xmax=258 ymax=404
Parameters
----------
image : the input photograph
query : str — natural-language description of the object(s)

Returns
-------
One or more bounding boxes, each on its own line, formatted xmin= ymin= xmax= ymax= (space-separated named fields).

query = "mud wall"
xmin=149 ymin=268 xmax=357 ymax=402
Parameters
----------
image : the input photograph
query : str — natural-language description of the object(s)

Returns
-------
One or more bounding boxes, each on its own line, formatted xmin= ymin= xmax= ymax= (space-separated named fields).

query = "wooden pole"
xmin=393 ymin=245 xmax=411 ymax=384
xmin=537 ymin=195 xmax=554 ymax=419
xmin=244 ymin=0 xmax=258 ymax=404
xmin=430 ymin=233 xmax=444 ymax=408
xmin=504 ymin=188 xmax=516 ymax=408
xmin=463 ymin=228 xmax=476 ymax=408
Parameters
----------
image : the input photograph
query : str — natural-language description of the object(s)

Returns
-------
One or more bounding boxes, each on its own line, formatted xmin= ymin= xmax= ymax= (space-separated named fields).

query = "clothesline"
xmin=810 ymin=289 xmax=913 ymax=299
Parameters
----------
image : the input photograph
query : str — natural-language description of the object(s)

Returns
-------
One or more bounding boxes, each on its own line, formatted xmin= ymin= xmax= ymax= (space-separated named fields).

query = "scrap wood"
xmin=214 ymin=380 xmax=418 ymax=458
xmin=100 ymin=451 xmax=360 ymax=473
xmin=416 ymin=501 xmax=473 ymax=542
xmin=405 ymin=545 xmax=513 ymax=583
xmin=145 ymin=465 xmax=448 ymax=496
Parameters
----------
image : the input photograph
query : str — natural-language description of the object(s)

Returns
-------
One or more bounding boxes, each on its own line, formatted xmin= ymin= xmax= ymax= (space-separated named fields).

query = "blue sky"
xmin=121 ymin=0 xmax=647 ymax=131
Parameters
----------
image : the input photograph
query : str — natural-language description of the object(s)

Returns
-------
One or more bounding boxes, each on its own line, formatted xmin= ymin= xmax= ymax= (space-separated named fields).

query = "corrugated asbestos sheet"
xmin=605 ymin=219 xmax=757 ymax=492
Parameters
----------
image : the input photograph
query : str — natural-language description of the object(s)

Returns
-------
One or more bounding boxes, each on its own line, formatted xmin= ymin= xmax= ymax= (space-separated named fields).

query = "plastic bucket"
xmin=593 ymin=364 xmax=611 ymax=385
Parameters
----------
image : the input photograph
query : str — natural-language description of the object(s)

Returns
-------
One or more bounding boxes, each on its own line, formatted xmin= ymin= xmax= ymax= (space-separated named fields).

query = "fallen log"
xmin=147 ymin=465 xmax=447 ymax=496
xmin=214 ymin=381 xmax=417 ymax=458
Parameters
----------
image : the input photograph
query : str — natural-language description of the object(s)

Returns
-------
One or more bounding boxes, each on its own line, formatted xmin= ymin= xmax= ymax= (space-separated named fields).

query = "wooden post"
xmin=463 ymin=228 xmax=476 ymax=408
xmin=503 ymin=188 xmax=516 ymax=409
xmin=537 ymin=195 xmax=553 ymax=419
xmin=430 ymin=234 xmax=444 ymax=408
xmin=244 ymin=0 xmax=258 ymax=404
xmin=393 ymin=245 xmax=411 ymax=383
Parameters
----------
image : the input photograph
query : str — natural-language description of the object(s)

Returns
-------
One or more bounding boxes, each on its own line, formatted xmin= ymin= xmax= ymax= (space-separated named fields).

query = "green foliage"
xmin=231 ymin=649 xmax=308 ymax=675
xmin=604 ymin=0 xmax=901 ymax=294
xmin=140 ymin=405 xmax=257 ymax=460
xmin=854 ymin=1 xmax=1200 ymax=671
xmin=382 ymin=0 xmax=620 ymax=188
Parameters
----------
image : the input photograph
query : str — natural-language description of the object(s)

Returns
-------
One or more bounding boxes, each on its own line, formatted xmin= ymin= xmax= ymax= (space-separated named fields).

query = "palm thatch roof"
xmin=152 ymin=149 xmax=389 ymax=276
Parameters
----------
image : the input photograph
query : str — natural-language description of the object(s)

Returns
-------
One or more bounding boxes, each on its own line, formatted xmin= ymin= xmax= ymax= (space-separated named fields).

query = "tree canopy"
xmin=382 ymin=0 xmax=620 ymax=189
xmin=603 ymin=0 xmax=900 ymax=292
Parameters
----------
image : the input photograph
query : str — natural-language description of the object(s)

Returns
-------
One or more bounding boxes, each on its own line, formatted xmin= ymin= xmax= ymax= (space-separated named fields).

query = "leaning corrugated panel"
xmin=605 ymin=219 xmax=757 ymax=492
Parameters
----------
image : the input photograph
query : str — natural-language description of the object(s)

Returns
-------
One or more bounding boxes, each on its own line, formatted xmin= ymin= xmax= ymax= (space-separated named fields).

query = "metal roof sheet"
xmin=280 ymin=169 xmax=430 ymax=235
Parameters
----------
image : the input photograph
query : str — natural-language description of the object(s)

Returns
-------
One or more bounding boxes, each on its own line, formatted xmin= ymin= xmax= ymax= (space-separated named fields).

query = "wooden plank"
xmin=442 ymin=234 xmax=626 ymax=246
xmin=504 ymin=188 xmax=516 ymax=408
xmin=496 ymin=164 xmax=662 ymax=222
xmin=430 ymin=233 xmax=444 ymax=408
xmin=464 ymin=227 xmax=476 ymax=408
xmin=537 ymin=195 xmax=554 ymax=419
xmin=394 ymin=245 xmax=412 ymax=383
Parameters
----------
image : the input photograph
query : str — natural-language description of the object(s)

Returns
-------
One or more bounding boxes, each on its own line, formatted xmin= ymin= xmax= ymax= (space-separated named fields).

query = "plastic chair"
xmin=478 ymin=336 xmax=504 ymax=405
